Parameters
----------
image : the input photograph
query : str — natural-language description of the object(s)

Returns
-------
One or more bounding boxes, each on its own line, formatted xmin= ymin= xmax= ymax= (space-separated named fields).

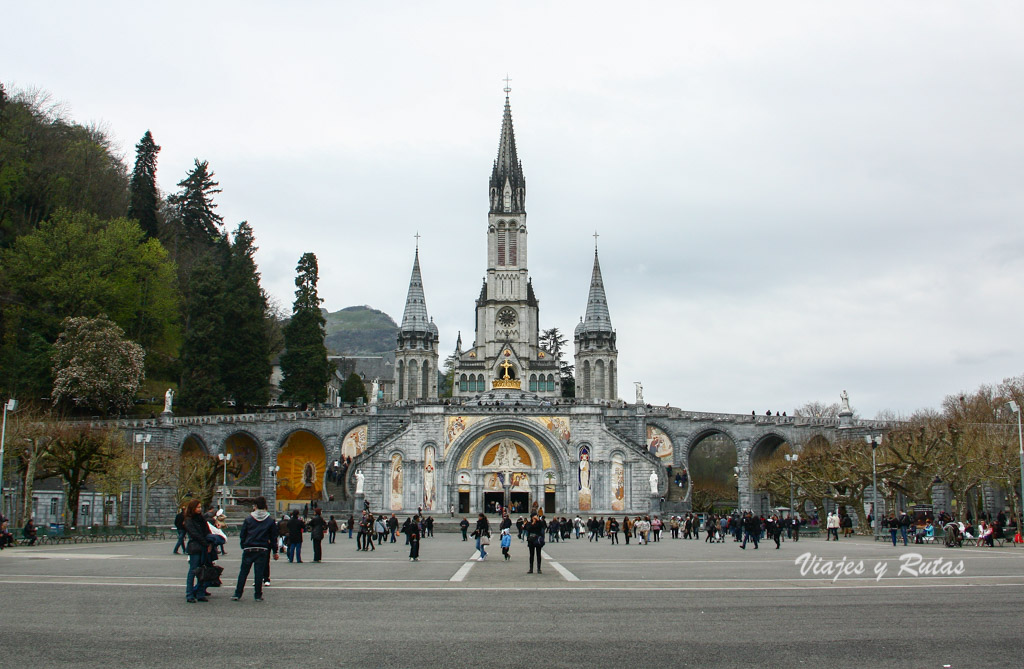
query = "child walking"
xmin=500 ymin=527 xmax=512 ymax=561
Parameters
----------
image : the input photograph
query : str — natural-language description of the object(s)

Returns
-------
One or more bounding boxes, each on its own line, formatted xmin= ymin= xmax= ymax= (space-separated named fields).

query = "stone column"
xmin=736 ymin=440 xmax=753 ymax=511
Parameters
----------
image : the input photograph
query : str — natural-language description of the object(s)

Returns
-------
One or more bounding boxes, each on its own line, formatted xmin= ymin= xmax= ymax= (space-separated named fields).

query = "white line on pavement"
xmin=541 ymin=551 xmax=579 ymax=581
xmin=450 ymin=552 xmax=481 ymax=582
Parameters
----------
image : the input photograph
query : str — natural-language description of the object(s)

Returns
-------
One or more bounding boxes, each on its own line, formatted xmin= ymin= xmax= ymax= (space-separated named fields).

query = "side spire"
xmin=400 ymin=245 xmax=431 ymax=333
xmin=580 ymin=244 xmax=613 ymax=333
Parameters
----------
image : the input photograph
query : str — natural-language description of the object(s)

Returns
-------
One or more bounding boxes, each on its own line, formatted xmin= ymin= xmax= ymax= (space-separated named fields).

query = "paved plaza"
xmin=1 ymin=532 xmax=1022 ymax=667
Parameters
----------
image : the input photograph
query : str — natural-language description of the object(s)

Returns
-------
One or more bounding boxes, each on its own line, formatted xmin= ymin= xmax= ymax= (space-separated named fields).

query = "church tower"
xmin=452 ymin=88 xmax=561 ymax=397
xmin=574 ymin=244 xmax=618 ymax=400
xmin=394 ymin=245 xmax=439 ymax=402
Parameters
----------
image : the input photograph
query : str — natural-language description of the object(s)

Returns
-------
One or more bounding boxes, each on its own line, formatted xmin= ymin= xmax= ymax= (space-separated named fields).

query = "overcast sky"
xmin=5 ymin=2 xmax=1023 ymax=417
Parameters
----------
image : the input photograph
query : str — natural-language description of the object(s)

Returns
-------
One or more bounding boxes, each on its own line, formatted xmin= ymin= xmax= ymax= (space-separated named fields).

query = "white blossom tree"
xmin=52 ymin=316 xmax=145 ymax=416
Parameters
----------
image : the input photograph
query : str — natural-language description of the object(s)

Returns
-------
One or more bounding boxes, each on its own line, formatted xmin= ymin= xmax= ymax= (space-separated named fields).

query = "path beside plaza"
xmin=1 ymin=533 xmax=1021 ymax=667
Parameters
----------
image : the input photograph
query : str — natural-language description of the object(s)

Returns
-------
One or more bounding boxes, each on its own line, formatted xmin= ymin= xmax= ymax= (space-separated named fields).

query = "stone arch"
xmin=749 ymin=431 xmax=794 ymax=465
xmin=181 ymin=433 xmax=209 ymax=457
xmin=805 ymin=434 xmax=831 ymax=451
xmin=221 ymin=431 xmax=265 ymax=491
xmin=595 ymin=359 xmax=606 ymax=398
xmin=276 ymin=429 xmax=328 ymax=502
xmin=685 ymin=428 xmax=739 ymax=510
xmin=421 ymin=360 xmax=431 ymax=398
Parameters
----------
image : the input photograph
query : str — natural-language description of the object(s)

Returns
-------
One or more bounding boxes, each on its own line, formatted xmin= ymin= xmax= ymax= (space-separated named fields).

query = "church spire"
xmin=400 ymin=246 xmax=431 ymax=333
xmin=580 ymin=245 xmax=613 ymax=334
xmin=489 ymin=89 xmax=526 ymax=214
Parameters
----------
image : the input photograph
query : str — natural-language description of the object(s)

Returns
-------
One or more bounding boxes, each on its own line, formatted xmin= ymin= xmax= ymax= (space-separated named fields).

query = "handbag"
xmin=480 ymin=534 xmax=490 ymax=546
xmin=195 ymin=563 xmax=223 ymax=586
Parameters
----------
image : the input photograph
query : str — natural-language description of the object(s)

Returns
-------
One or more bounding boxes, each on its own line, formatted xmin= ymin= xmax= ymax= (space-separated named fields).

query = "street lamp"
xmin=135 ymin=433 xmax=151 ymax=528
xmin=0 ymin=399 xmax=19 ymax=520
xmin=269 ymin=465 xmax=280 ymax=513
xmin=218 ymin=452 xmax=233 ymax=510
xmin=784 ymin=453 xmax=799 ymax=517
xmin=1007 ymin=401 xmax=1024 ymax=532
xmin=865 ymin=434 xmax=883 ymax=541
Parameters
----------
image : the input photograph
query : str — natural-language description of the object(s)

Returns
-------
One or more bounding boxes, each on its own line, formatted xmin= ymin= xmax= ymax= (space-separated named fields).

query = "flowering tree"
xmin=52 ymin=316 xmax=145 ymax=416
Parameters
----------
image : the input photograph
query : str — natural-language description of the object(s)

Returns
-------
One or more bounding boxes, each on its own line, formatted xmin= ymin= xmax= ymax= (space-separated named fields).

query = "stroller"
xmin=943 ymin=522 xmax=963 ymax=548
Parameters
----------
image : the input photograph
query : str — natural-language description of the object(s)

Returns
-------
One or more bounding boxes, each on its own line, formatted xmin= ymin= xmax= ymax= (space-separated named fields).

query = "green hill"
xmin=324 ymin=305 xmax=398 ymax=355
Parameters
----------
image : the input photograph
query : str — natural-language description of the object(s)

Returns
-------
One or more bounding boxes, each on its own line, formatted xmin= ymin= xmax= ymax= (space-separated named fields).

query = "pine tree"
xmin=178 ymin=247 xmax=227 ymax=413
xmin=279 ymin=252 xmax=333 ymax=409
xmin=168 ymin=159 xmax=223 ymax=243
xmin=220 ymin=221 xmax=272 ymax=412
xmin=127 ymin=130 xmax=161 ymax=238
xmin=340 ymin=372 xmax=368 ymax=404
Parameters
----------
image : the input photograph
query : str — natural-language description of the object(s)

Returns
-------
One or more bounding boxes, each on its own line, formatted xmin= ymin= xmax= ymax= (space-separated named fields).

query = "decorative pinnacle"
xmin=503 ymin=75 xmax=512 ymax=95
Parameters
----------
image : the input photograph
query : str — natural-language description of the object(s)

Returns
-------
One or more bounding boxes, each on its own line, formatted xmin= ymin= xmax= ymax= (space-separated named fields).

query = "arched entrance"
xmin=223 ymin=432 xmax=263 ymax=504
xmin=687 ymin=431 xmax=738 ymax=513
xmin=276 ymin=430 xmax=327 ymax=505
xmin=749 ymin=433 xmax=794 ymax=517
xmin=446 ymin=420 xmax=568 ymax=515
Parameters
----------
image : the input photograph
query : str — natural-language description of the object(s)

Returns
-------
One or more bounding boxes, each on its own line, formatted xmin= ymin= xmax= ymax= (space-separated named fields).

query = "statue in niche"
xmin=302 ymin=463 xmax=315 ymax=488
xmin=355 ymin=469 xmax=365 ymax=495
xmin=649 ymin=471 xmax=659 ymax=494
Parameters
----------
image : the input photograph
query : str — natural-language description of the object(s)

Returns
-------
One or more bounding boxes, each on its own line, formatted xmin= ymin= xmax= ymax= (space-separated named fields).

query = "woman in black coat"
xmin=183 ymin=499 xmax=212 ymax=602
xmin=525 ymin=512 xmax=547 ymax=574
xmin=474 ymin=513 xmax=490 ymax=560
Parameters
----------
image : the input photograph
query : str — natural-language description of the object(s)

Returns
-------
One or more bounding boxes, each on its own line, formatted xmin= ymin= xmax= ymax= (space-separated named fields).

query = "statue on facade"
xmin=840 ymin=390 xmax=851 ymax=413
xmin=649 ymin=470 xmax=658 ymax=494
xmin=635 ymin=381 xmax=644 ymax=404
xmin=163 ymin=388 xmax=174 ymax=413
xmin=355 ymin=469 xmax=365 ymax=495
xmin=371 ymin=378 xmax=380 ymax=405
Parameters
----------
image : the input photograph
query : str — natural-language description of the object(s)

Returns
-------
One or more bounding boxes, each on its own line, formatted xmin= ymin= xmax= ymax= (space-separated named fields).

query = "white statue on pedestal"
xmin=355 ymin=469 xmax=365 ymax=495
xmin=649 ymin=471 xmax=659 ymax=494
xmin=163 ymin=388 xmax=174 ymax=413
xmin=635 ymin=382 xmax=644 ymax=404
xmin=840 ymin=390 xmax=851 ymax=413
xmin=370 ymin=378 xmax=380 ymax=405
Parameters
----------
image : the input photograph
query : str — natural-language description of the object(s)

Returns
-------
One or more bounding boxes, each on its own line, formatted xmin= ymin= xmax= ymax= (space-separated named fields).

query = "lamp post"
xmin=865 ymin=434 xmax=882 ymax=540
xmin=784 ymin=453 xmax=799 ymax=517
xmin=269 ymin=465 xmax=280 ymax=513
xmin=1007 ymin=401 xmax=1024 ymax=531
xmin=0 ymin=399 xmax=19 ymax=520
xmin=135 ymin=433 xmax=151 ymax=528
xmin=218 ymin=453 xmax=232 ymax=510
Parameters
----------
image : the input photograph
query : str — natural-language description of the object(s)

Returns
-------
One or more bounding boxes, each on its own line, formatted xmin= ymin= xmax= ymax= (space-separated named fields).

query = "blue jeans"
xmin=186 ymin=551 xmax=209 ymax=600
xmin=890 ymin=529 xmax=898 ymax=546
xmin=476 ymin=536 xmax=487 ymax=558
xmin=899 ymin=527 xmax=908 ymax=545
xmin=173 ymin=529 xmax=186 ymax=554
xmin=287 ymin=541 xmax=302 ymax=562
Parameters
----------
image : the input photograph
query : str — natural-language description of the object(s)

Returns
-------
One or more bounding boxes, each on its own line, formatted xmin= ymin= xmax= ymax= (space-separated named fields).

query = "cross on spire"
xmin=414 ymin=231 xmax=421 ymax=250
xmin=503 ymin=75 xmax=512 ymax=95
xmin=593 ymin=231 xmax=600 ymax=250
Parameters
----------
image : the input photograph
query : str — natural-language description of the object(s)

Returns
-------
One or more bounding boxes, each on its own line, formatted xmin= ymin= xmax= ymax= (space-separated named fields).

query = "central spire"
xmin=489 ymin=88 xmax=526 ymax=214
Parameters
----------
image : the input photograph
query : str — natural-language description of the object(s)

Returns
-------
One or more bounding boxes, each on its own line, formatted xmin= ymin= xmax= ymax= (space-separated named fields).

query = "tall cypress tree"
xmin=168 ymin=159 xmax=223 ymax=243
xmin=178 ymin=246 xmax=227 ymax=413
xmin=221 ymin=221 xmax=271 ymax=412
xmin=279 ymin=252 xmax=333 ymax=409
xmin=127 ymin=130 xmax=161 ymax=238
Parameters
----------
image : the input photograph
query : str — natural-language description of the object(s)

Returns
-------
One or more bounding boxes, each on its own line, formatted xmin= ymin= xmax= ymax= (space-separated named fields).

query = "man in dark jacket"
xmin=286 ymin=510 xmax=305 ymax=562
xmin=231 ymin=496 xmax=279 ymax=602
xmin=173 ymin=507 xmax=187 ymax=554
xmin=308 ymin=508 xmax=326 ymax=563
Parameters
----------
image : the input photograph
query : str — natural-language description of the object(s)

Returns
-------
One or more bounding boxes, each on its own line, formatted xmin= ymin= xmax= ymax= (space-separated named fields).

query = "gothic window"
xmin=408 ymin=360 xmax=419 ymax=400
xmin=397 ymin=361 xmax=405 ymax=400
xmin=529 ymin=374 xmax=537 ymax=392
xmin=422 ymin=361 xmax=430 ymax=398
xmin=546 ymin=374 xmax=555 ymax=392
xmin=609 ymin=361 xmax=617 ymax=400
xmin=583 ymin=361 xmax=591 ymax=398
xmin=508 ymin=227 xmax=517 ymax=265
xmin=503 ymin=184 xmax=512 ymax=211
xmin=596 ymin=360 xmax=606 ymax=399
xmin=497 ymin=225 xmax=506 ymax=266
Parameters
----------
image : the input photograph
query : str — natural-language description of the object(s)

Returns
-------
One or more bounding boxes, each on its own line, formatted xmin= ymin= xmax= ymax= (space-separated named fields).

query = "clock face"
xmin=497 ymin=308 xmax=517 ymax=328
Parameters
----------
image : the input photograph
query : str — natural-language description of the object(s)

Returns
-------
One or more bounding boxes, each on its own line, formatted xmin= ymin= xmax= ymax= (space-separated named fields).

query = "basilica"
xmin=144 ymin=91 xmax=879 ymax=525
